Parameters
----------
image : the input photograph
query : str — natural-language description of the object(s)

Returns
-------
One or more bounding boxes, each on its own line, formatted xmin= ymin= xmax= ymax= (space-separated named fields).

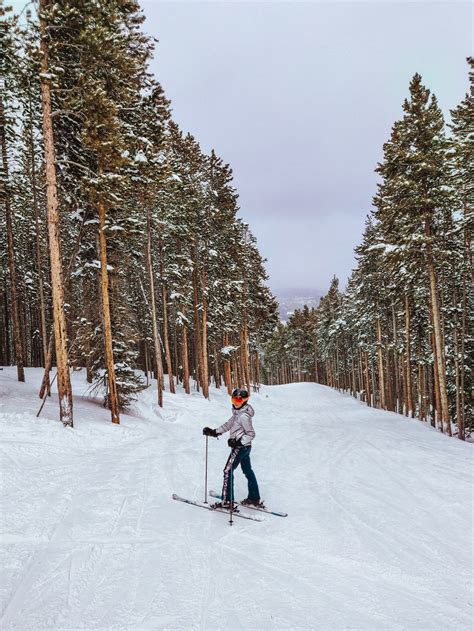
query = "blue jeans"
xmin=222 ymin=446 xmax=260 ymax=502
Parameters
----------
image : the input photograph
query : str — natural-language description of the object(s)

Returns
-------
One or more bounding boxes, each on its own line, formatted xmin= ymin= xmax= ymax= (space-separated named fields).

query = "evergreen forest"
xmin=1 ymin=2 xmax=472 ymax=440
xmin=1 ymin=1 xmax=279 ymax=427
xmin=263 ymin=67 xmax=473 ymax=440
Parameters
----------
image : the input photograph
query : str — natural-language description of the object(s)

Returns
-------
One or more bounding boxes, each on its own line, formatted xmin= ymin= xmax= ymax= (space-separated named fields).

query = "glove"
xmin=228 ymin=437 xmax=244 ymax=448
xmin=203 ymin=427 xmax=218 ymax=437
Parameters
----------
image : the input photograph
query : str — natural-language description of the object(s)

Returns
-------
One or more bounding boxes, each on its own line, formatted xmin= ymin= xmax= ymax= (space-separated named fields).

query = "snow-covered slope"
xmin=0 ymin=368 xmax=472 ymax=630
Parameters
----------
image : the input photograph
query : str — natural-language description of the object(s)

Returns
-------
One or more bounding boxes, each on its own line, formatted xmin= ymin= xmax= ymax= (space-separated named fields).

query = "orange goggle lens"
xmin=232 ymin=397 xmax=244 ymax=403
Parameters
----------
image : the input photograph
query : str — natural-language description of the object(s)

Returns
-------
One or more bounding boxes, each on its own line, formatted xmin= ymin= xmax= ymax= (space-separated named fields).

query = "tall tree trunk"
xmin=350 ymin=349 xmax=357 ymax=398
xmin=223 ymin=334 xmax=232 ymax=394
xmin=159 ymin=242 xmax=175 ymax=394
xmin=2 ymin=280 xmax=11 ymax=365
xmin=418 ymin=363 xmax=426 ymax=422
xmin=314 ymin=340 xmax=319 ymax=383
xmin=425 ymin=219 xmax=450 ymax=435
xmin=427 ymin=361 xmax=435 ymax=427
xmin=200 ymin=265 xmax=209 ymax=398
xmin=192 ymin=262 xmax=204 ymax=393
xmin=97 ymin=191 xmax=119 ymax=424
xmin=255 ymin=351 xmax=261 ymax=391
xmin=27 ymin=92 xmax=49 ymax=372
xmin=240 ymin=326 xmax=251 ymax=392
xmin=424 ymin=364 xmax=430 ymax=424
xmin=404 ymin=294 xmax=414 ymax=418
xmin=1 ymin=97 xmax=24 ymax=382
xmin=370 ymin=356 xmax=377 ymax=409
xmin=458 ymin=276 xmax=466 ymax=440
xmin=358 ymin=349 xmax=365 ymax=402
xmin=143 ymin=340 xmax=149 ymax=386
xmin=234 ymin=352 xmax=243 ymax=388
xmin=38 ymin=5 xmax=73 ymax=425
xmin=391 ymin=303 xmax=400 ymax=414
xmin=213 ymin=345 xmax=222 ymax=389
xmin=181 ymin=320 xmax=190 ymax=395
xmin=173 ymin=307 xmax=179 ymax=384
xmin=432 ymin=340 xmax=442 ymax=431
xmin=39 ymin=331 xmax=54 ymax=398
xmin=145 ymin=209 xmax=164 ymax=407
xmin=364 ymin=351 xmax=371 ymax=406
xmin=376 ymin=317 xmax=386 ymax=409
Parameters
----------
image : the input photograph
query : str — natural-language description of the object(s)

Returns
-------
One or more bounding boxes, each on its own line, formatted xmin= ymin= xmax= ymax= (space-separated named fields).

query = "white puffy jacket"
xmin=216 ymin=403 xmax=255 ymax=447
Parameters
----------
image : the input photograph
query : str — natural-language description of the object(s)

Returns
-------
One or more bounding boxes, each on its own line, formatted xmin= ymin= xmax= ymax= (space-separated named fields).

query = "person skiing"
xmin=203 ymin=387 xmax=263 ymax=510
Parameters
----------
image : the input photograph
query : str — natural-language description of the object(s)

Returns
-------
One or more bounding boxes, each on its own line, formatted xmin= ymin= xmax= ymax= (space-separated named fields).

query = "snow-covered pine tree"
xmin=1 ymin=8 xmax=26 ymax=382
xmin=262 ymin=70 xmax=469 ymax=439
xmin=447 ymin=57 xmax=473 ymax=438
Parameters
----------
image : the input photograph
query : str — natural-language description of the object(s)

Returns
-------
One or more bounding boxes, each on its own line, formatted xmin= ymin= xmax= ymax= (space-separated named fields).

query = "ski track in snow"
xmin=0 ymin=368 xmax=472 ymax=630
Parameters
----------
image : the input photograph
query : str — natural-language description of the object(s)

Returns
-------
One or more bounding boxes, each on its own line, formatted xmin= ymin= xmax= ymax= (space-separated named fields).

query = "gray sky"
xmin=141 ymin=0 xmax=472 ymax=295
xmin=11 ymin=0 xmax=472 ymax=295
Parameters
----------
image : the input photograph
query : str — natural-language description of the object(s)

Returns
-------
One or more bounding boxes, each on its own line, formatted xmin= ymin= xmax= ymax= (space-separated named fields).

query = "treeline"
xmin=263 ymin=69 xmax=473 ymax=440
xmin=1 ymin=1 xmax=279 ymax=426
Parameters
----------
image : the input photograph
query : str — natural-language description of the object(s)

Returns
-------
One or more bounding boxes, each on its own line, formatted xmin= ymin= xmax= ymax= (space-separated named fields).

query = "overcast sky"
xmin=139 ymin=1 xmax=471 ymax=295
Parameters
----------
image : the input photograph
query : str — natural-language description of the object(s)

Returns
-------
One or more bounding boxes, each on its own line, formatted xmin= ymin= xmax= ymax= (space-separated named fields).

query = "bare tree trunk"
xmin=38 ymin=7 xmax=73 ymax=425
xmin=181 ymin=323 xmax=190 ymax=395
xmin=143 ymin=340 xmax=149 ymax=386
xmin=145 ymin=209 xmax=164 ymax=407
xmin=351 ymin=346 xmax=357 ymax=399
xmin=391 ymin=304 xmax=400 ymax=413
xmin=452 ymin=288 xmax=461 ymax=435
xmin=223 ymin=334 xmax=232 ymax=394
xmin=1 ymin=97 xmax=25 ymax=383
xmin=173 ymin=309 xmax=179 ymax=385
xmin=240 ymin=326 xmax=251 ymax=393
xmin=385 ymin=341 xmax=393 ymax=410
xmin=404 ymin=294 xmax=414 ymax=418
xmin=376 ymin=317 xmax=386 ymax=409
xmin=27 ymin=92 xmax=49 ymax=374
xmin=458 ymin=276 xmax=466 ymax=440
xmin=425 ymin=220 xmax=450 ymax=435
xmin=432 ymin=342 xmax=442 ymax=431
xmin=213 ymin=345 xmax=222 ymax=389
xmin=255 ymin=351 xmax=261 ymax=391
xmin=418 ymin=363 xmax=425 ymax=422
xmin=192 ymin=264 xmax=203 ymax=389
xmin=423 ymin=365 xmax=429 ymax=424
xmin=158 ymin=235 xmax=175 ymax=393
xmin=370 ymin=356 xmax=377 ymax=409
xmin=356 ymin=349 xmax=362 ymax=401
xmin=428 ymin=362 xmax=435 ymax=427
xmin=160 ymin=265 xmax=175 ymax=393
xmin=234 ymin=352 xmax=243 ymax=388
xmin=2 ymin=280 xmax=11 ymax=365
xmin=364 ymin=351 xmax=371 ymax=407
xmin=313 ymin=340 xmax=319 ymax=383
xmin=200 ymin=265 xmax=209 ymax=398
xmin=97 ymin=191 xmax=119 ymax=424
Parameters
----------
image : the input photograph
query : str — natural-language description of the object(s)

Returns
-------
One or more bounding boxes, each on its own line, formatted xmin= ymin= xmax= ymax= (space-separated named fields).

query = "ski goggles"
xmin=232 ymin=396 xmax=246 ymax=404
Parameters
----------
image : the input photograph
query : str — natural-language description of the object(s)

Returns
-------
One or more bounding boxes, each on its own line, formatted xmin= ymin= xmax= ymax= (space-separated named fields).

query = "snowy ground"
xmin=0 ymin=367 xmax=472 ymax=631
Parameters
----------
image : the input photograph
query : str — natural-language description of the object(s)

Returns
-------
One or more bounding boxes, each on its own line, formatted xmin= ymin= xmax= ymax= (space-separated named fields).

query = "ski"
xmin=172 ymin=494 xmax=264 ymax=522
xmin=209 ymin=491 xmax=288 ymax=517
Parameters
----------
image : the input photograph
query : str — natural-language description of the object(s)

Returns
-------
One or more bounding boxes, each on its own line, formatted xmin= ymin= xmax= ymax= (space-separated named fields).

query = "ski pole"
xmin=229 ymin=461 xmax=234 ymax=526
xmin=204 ymin=435 xmax=209 ymax=503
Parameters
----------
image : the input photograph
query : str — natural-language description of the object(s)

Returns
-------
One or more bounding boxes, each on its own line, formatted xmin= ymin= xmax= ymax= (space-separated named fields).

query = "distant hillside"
xmin=276 ymin=288 xmax=324 ymax=321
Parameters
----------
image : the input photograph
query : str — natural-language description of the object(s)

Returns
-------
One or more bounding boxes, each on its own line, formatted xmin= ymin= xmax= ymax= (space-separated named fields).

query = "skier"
xmin=203 ymin=387 xmax=263 ymax=510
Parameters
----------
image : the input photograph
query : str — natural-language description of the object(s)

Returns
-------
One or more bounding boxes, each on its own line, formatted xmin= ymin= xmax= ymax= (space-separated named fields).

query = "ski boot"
xmin=211 ymin=501 xmax=239 ymax=512
xmin=241 ymin=498 xmax=265 ymax=509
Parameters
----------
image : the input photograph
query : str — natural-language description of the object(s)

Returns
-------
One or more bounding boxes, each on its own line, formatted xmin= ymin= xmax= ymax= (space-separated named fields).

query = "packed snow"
xmin=0 ymin=367 xmax=472 ymax=630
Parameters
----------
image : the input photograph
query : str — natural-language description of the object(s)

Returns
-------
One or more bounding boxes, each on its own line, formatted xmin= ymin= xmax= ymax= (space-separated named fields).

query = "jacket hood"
xmin=233 ymin=403 xmax=254 ymax=417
